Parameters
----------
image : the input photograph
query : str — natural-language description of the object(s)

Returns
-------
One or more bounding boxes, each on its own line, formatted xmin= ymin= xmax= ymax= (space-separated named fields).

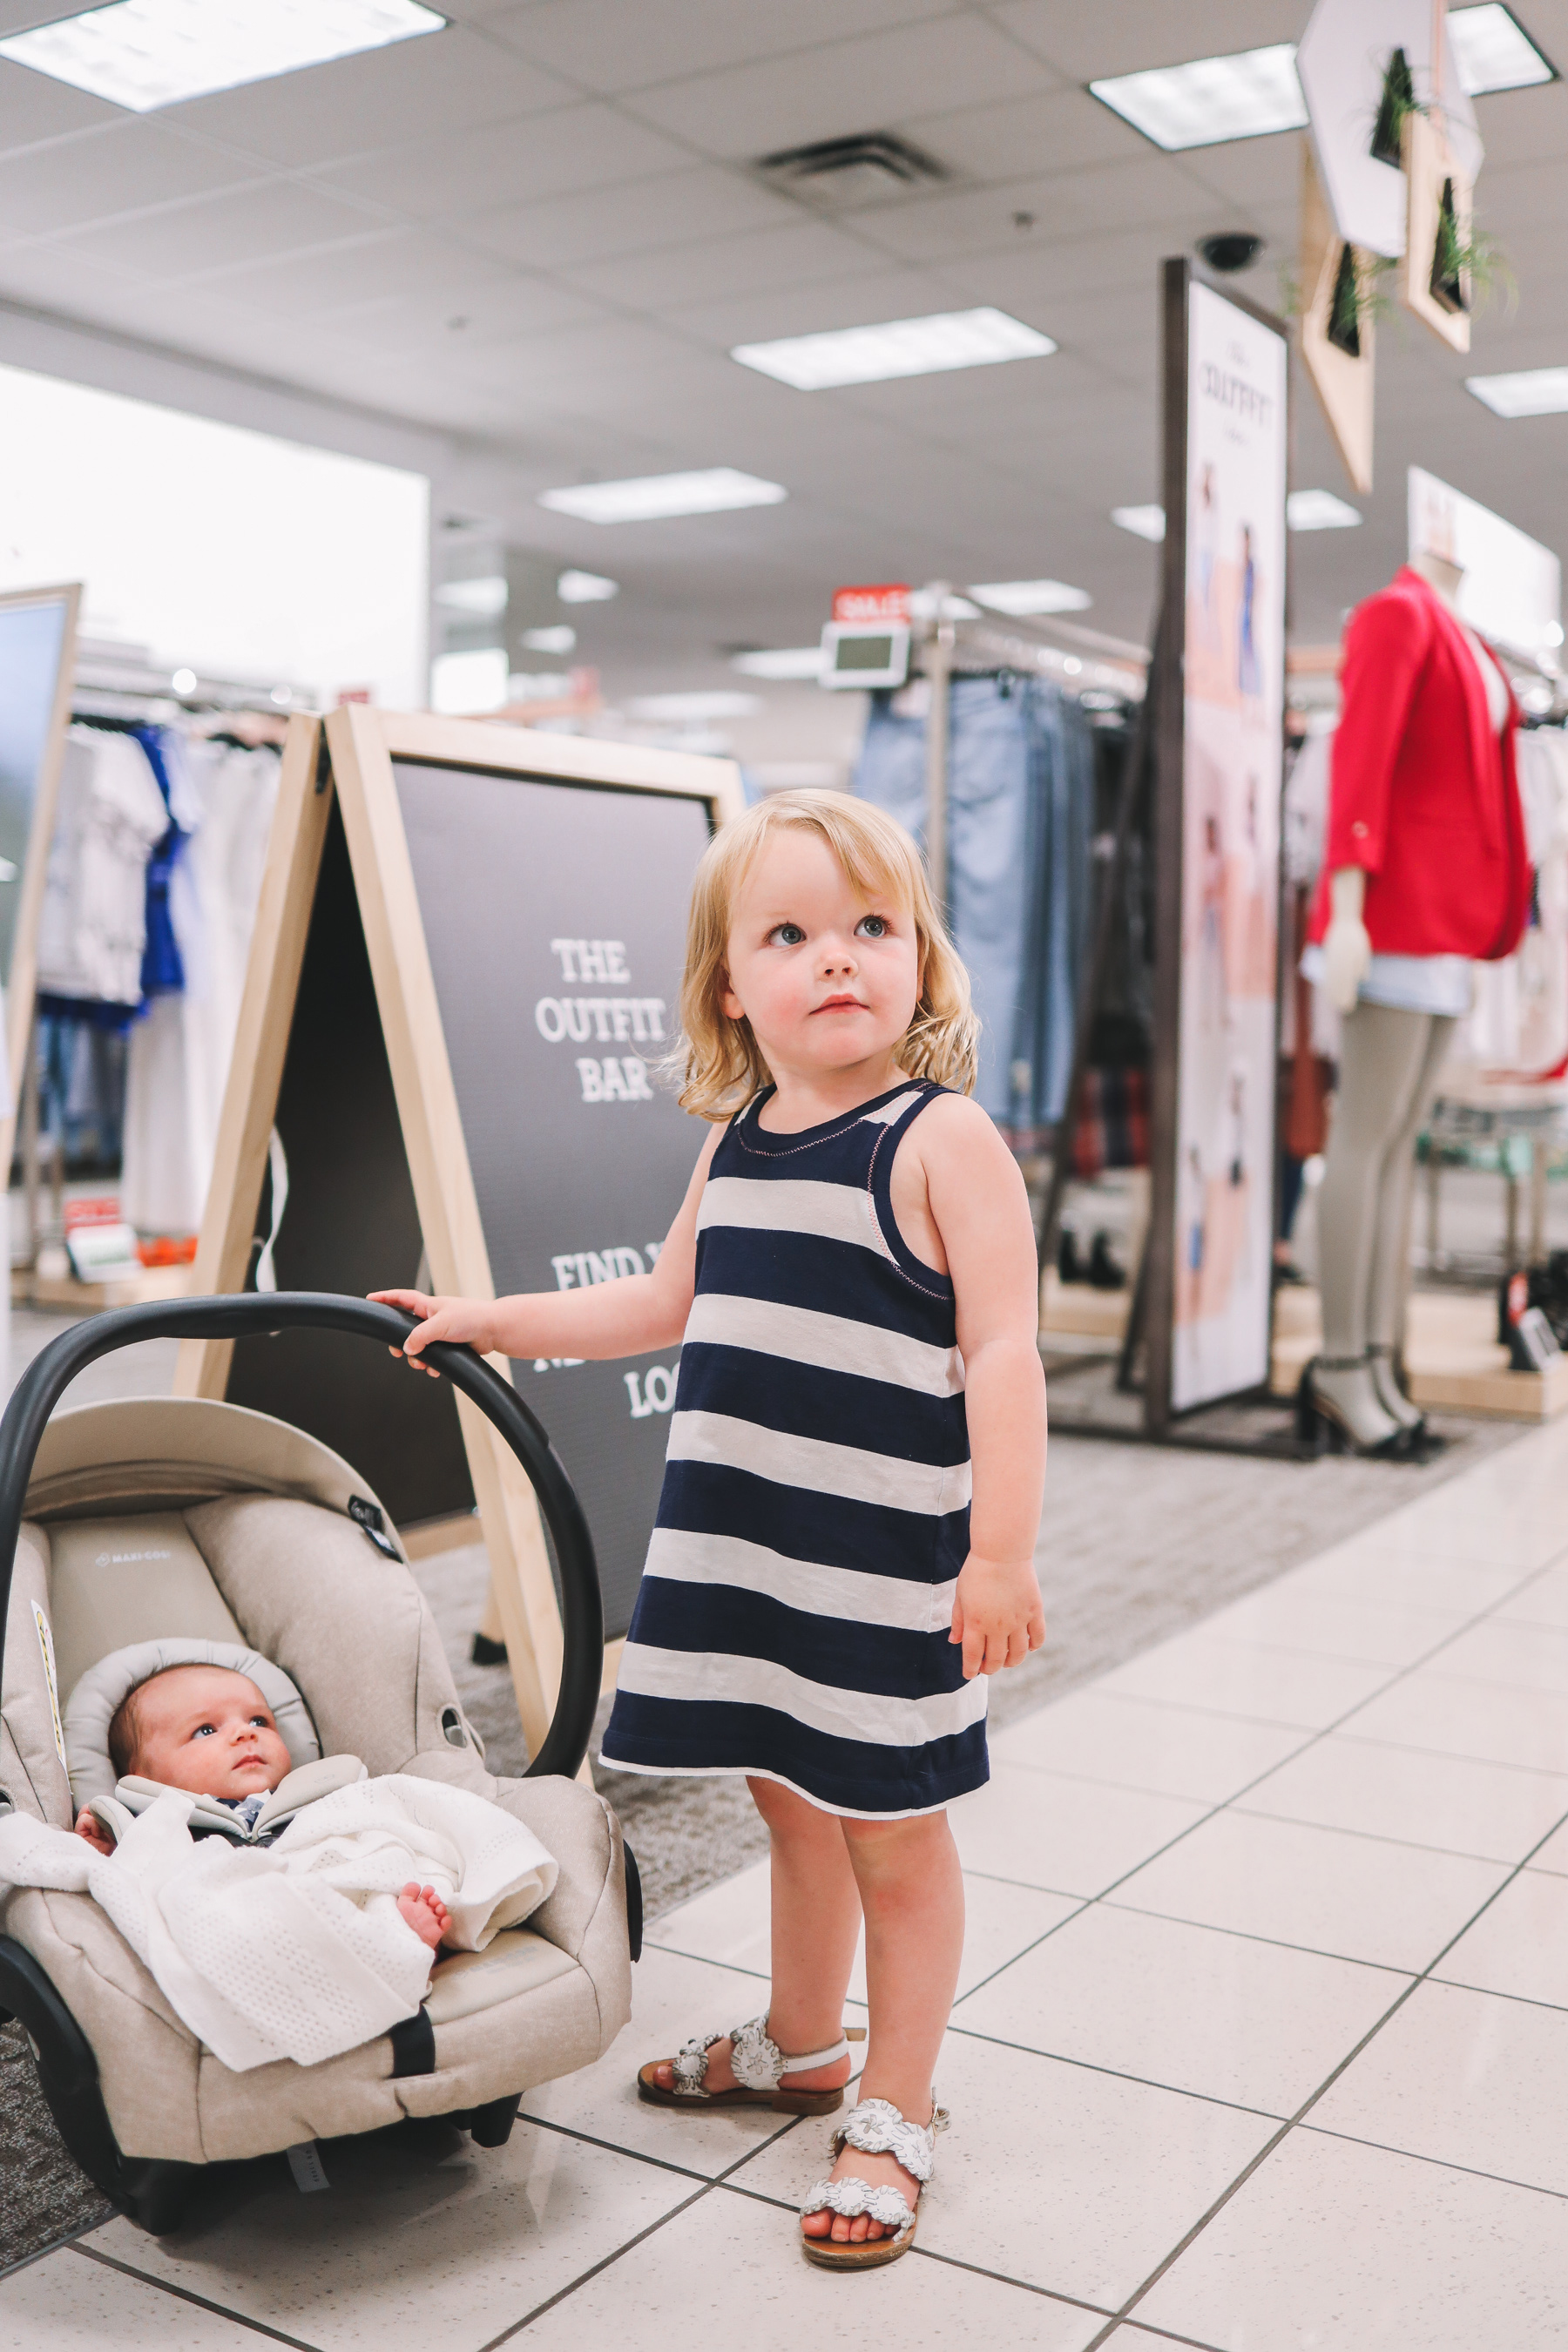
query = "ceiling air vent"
xmin=756 ymin=131 xmax=949 ymax=209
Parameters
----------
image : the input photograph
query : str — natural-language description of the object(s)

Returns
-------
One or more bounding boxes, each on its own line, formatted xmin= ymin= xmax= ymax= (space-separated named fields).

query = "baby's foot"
xmin=396 ymin=1882 xmax=450 ymax=1951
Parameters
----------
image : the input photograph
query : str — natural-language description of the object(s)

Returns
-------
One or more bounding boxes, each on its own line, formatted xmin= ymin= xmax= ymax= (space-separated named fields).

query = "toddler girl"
xmin=375 ymin=789 xmax=1046 ymax=2269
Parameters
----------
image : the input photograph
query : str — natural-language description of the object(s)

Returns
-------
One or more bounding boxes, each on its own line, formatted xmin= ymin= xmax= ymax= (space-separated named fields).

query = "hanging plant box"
xmin=1401 ymin=109 xmax=1472 ymax=353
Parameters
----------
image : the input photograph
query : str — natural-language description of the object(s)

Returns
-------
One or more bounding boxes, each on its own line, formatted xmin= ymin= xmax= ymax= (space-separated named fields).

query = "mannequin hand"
xmin=1322 ymin=916 xmax=1371 ymax=1014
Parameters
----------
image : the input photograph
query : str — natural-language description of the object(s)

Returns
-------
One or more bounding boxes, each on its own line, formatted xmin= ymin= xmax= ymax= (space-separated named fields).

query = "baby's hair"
xmin=108 ymin=1677 xmax=152 ymax=1780
xmin=673 ymin=790 xmax=979 ymax=1120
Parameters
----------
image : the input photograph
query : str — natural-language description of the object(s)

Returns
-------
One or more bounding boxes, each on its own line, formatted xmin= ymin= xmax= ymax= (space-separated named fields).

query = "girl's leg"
xmin=803 ymin=1809 xmax=963 ymax=2247
xmin=648 ymin=1775 xmax=862 ymax=2095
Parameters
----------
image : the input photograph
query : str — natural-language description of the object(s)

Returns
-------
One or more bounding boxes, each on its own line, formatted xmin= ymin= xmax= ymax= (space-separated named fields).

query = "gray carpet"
xmin=0 ymin=1318 xmax=1527 ymax=2275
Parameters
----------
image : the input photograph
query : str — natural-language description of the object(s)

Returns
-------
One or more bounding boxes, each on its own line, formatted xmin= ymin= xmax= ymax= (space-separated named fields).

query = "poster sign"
xmin=1152 ymin=266 xmax=1288 ymax=1421
xmin=1408 ymin=465 xmax=1561 ymax=666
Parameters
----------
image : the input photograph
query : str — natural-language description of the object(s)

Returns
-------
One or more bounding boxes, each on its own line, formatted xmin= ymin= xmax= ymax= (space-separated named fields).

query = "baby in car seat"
xmin=72 ymin=1661 xmax=454 ymax=1950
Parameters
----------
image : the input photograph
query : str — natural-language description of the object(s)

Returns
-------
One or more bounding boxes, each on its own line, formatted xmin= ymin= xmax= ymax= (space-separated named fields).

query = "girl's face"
xmin=720 ymin=828 xmax=921 ymax=1084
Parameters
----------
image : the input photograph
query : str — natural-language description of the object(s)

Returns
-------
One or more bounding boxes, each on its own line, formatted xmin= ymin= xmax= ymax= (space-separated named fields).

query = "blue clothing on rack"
xmin=132 ymin=724 xmax=186 ymax=1000
xmin=854 ymin=676 xmax=1093 ymax=1132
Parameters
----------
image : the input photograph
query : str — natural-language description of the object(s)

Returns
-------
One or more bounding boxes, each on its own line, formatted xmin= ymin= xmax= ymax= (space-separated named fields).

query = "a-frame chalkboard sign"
xmin=175 ymin=706 xmax=740 ymax=1751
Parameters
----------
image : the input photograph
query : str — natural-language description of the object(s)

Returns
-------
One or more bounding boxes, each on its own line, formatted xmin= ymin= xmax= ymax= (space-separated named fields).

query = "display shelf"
xmin=11 ymin=1260 xmax=193 ymax=1312
xmin=1268 ymin=1283 xmax=1568 ymax=1421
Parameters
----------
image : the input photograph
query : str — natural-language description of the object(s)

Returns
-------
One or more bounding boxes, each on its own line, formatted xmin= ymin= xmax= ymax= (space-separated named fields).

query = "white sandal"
xmin=800 ymin=2093 xmax=950 ymax=2269
xmin=637 ymin=2013 xmax=865 ymax=2115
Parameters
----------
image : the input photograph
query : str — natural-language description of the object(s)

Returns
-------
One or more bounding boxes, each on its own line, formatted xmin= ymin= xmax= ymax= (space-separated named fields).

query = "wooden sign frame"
xmin=175 ymin=706 xmax=741 ymax=1754
xmin=1299 ymin=141 xmax=1375 ymax=497
xmin=0 ymin=581 xmax=81 ymax=1173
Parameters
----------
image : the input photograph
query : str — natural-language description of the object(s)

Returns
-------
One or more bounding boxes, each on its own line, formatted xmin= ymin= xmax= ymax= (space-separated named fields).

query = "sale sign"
xmin=832 ymin=583 xmax=910 ymax=622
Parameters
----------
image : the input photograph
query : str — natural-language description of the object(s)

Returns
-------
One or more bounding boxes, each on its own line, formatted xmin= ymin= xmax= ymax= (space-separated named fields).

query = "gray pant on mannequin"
xmin=1315 ymin=1003 xmax=1455 ymax=1442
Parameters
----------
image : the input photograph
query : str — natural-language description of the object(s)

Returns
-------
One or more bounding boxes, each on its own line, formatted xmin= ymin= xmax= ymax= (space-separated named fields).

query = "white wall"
xmin=0 ymin=355 xmax=429 ymax=705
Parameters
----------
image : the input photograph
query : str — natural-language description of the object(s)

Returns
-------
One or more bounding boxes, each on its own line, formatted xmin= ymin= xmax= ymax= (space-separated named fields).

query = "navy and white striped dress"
xmin=599 ymin=1079 xmax=986 ymax=1818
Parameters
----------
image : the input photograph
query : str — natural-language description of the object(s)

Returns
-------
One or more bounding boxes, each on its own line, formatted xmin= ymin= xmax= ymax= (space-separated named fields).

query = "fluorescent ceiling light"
xmin=1288 ymin=490 xmax=1362 ymax=531
xmin=1092 ymin=43 xmax=1305 ymax=150
xmin=629 ymin=691 xmax=760 ymax=721
xmin=557 ymin=569 xmax=618 ymax=602
xmin=0 ymin=0 xmax=444 ymax=113
xmin=1467 ymin=365 xmax=1568 ymax=416
xmin=522 ymin=625 xmax=576 ymax=654
xmin=732 ymin=647 xmax=825 ymax=680
xmin=434 ymin=575 xmax=506 ymax=618
xmin=1112 ymin=504 xmax=1166 ymax=542
xmin=732 ymin=308 xmax=1055 ymax=390
xmin=1449 ymin=3 xmax=1555 ymax=94
xmin=539 ymin=470 xmax=787 ymax=524
xmin=969 ymin=578 xmax=1092 ymax=615
xmin=908 ymin=588 xmax=979 ymax=620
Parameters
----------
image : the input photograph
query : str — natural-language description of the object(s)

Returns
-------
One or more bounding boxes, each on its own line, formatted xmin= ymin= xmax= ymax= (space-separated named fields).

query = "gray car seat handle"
xmin=0 ymin=1293 xmax=603 ymax=1782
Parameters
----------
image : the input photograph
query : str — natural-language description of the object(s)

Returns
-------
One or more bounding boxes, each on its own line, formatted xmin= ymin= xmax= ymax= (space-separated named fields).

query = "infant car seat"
xmin=0 ymin=1294 xmax=633 ymax=2234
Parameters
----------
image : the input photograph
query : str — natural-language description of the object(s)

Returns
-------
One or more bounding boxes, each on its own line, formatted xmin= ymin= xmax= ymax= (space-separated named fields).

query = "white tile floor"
xmin=7 ymin=1418 xmax=1568 ymax=2350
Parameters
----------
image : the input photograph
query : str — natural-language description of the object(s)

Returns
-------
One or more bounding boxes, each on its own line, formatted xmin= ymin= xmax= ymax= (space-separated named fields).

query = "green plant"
xmin=1323 ymin=244 xmax=1398 ymax=355
xmin=1429 ymin=192 xmax=1515 ymax=316
xmin=1369 ymin=46 xmax=1423 ymax=167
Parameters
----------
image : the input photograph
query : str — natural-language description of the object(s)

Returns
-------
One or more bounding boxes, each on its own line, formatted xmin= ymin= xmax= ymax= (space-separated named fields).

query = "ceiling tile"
xmin=666 ymin=264 xmax=973 ymax=350
xmin=1465 ymin=81 xmax=1568 ymax=172
xmin=563 ymin=216 xmax=882 ymax=308
xmin=318 ymin=101 xmax=692 ymax=220
xmin=54 ymin=180 xmax=389 ymax=281
xmin=853 ymin=153 xmax=1216 ymax=264
xmin=0 ymin=121 xmax=262 ymax=237
xmin=332 ymin=275 xmax=605 ymax=353
xmin=618 ymin=16 xmax=1056 ymax=159
xmin=167 ymin=24 xmax=577 ymax=170
xmin=0 ymin=57 xmax=120 ymax=153
xmin=905 ymin=81 xmax=1148 ymax=182
xmin=462 ymin=162 xmax=797 ymax=271
xmin=206 ymin=228 xmax=516 ymax=320
xmin=487 ymin=0 xmax=951 ymax=93
xmin=1182 ymin=131 xmax=1306 ymax=214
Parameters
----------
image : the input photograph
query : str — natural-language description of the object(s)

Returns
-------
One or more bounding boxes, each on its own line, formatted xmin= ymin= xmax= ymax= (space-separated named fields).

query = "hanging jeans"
xmin=855 ymin=677 xmax=1091 ymax=1127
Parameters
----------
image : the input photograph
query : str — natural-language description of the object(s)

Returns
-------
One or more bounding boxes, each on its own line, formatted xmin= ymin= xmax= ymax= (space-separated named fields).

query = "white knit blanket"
xmin=0 ymin=1776 xmax=558 ymax=2072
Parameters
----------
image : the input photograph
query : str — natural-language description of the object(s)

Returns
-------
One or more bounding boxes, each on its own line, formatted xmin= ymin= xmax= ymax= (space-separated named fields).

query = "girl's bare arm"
xmin=916 ymin=1095 xmax=1048 ymax=1678
xmin=372 ymin=1123 xmax=722 ymax=1371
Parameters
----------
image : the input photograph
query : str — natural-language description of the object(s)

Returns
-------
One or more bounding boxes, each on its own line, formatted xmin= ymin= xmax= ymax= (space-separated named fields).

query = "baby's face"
xmin=130 ymin=1666 xmax=291 ymax=1801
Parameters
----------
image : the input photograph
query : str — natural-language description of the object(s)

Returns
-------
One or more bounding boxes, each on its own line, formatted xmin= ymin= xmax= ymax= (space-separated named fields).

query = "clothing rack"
xmin=17 ymin=674 xmax=288 ymax=1278
xmin=906 ymin=583 xmax=1146 ymax=914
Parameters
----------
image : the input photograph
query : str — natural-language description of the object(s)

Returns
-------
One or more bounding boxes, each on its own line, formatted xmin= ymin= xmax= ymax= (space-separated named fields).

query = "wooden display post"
xmin=175 ymin=706 xmax=740 ymax=1753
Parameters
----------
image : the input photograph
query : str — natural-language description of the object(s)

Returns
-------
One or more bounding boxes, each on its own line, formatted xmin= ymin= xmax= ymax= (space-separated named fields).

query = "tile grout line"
xmin=1294 ymin=2116 xmax=1568 ymax=2204
xmin=69 ymin=2240 xmax=324 ymax=2350
xmin=1077 ymin=1804 xmax=1568 ymax=2349
xmin=472 ymin=2182 xmax=715 ymax=2352
xmin=470 ymin=2108 xmax=823 ymax=2347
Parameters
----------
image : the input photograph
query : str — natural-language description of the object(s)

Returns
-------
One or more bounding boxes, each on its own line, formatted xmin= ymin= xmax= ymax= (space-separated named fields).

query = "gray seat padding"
xmin=0 ymin=1490 xmax=631 ymax=2161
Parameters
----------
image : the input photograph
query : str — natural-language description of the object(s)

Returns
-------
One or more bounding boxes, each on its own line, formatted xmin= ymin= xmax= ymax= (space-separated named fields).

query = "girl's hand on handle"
xmin=368 ymin=1288 xmax=497 ymax=1377
xmin=950 ymin=1552 xmax=1046 ymax=1679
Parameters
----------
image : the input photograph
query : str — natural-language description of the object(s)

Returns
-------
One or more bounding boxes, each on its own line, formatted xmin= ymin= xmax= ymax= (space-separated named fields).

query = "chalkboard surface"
xmin=393 ymin=760 xmax=713 ymax=1637
xmin=226 ymin=801 xmax=476 ymax=1528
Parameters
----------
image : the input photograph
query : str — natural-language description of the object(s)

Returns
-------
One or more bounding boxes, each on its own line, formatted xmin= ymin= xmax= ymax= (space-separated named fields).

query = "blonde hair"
xmin=673 ymin=790 xmax=978 ymax=1120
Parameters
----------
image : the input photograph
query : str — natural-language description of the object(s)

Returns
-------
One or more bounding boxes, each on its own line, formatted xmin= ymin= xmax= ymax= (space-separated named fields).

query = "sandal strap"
xmin=671 ymin=2029 xmax=726 ymax=2095
xmin=800 ymin=2176 xmax=915 ymax=2233
xmin=671 ymin=2015 xmax=856 ymax=2098
xmin=828 ymin=2095 xmax=948 ymax=2185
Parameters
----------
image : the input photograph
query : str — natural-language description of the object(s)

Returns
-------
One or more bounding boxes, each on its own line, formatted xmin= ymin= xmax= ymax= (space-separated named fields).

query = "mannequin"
xmin=1302 ymin=551 xmax=1529 ymax=1452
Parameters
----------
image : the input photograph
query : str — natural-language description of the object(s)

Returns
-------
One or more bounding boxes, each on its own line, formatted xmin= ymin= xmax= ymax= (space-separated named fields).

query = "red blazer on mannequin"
xmin=1308 ymin=566 xmax=1530 ymax=961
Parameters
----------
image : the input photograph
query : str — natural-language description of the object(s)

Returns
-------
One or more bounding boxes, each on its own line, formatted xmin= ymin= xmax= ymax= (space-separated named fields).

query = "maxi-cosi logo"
xmin=94 ymin=1549 xmax=172 ymax=1566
